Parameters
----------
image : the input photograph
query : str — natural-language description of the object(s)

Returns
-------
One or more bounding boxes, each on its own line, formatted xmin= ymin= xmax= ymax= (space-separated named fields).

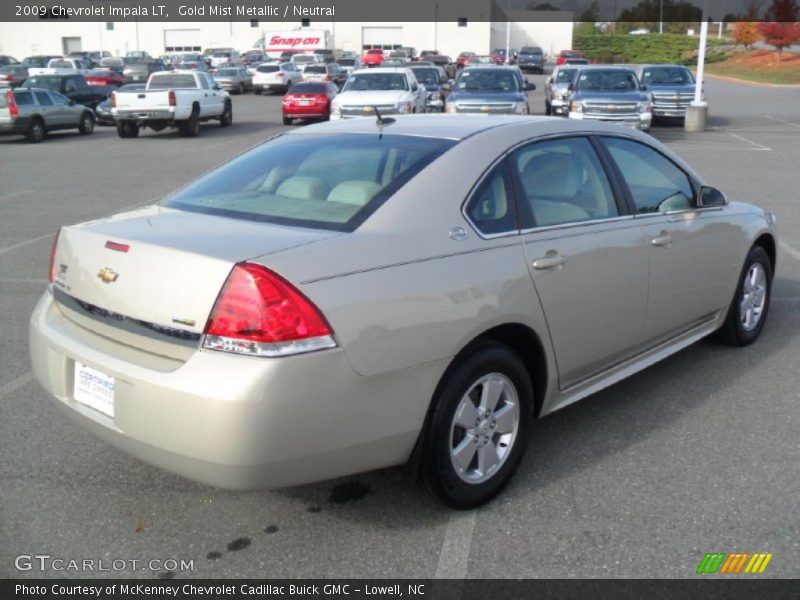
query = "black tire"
xmin=127 ymin=122 xmax=139 ymax=138
xmin=26 ymin=118 xmax=45 ymax=143
xmin=419 ymin=343 xmax=534 ymax=508
xmin=116 ymin=121 xmax=128 ymax=138
xmin=717 ymin=245 xmax=772 ymax=346
xmin=220 ymin=102 xmax=233 ymax=127
xmin=237 ymin=83 xmax=245 ymax=95
xmin=545 ymin=101 xmax=552 ymax=116
xmin=78 ymin=111 xmax=95 ymax=135
xmin=180 ymin=108 xmax=200 ymax=137
xmin=254 ymin=88 xmax=262 ymax=95
xmin=282 ymin=116 xmax=292 ymax=126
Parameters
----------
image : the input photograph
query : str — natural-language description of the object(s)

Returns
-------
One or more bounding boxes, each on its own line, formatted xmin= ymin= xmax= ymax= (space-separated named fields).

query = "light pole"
xmin=659 ymin=0 xmax=664 ymax=34
xmin=685 ymin=0 xmax=709 ymax=132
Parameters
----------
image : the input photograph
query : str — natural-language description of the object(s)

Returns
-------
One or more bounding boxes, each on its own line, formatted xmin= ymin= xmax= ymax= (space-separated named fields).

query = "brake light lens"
xmin=203 ymin=263 xmax=336 ymax=357
xmin=110 ymin=91 xmax=116 ymax=108
xmin=48 ymin=227 xmax=62 ymax=284
xmin=6 ymin=91 xmax=18 ymax=117
xmin=168 ymin=90 xmax=176 ymax=106
xmin=275 ymin=71 xmax=284 ymax=77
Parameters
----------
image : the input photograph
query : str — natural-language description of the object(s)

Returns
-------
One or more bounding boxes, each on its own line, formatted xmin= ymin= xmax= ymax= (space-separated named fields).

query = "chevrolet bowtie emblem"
xmin=480 ymin=106 xmax=491 ymax=112
xmin=97 ymin=267 xmax=119 ymax=283
xmin=362 ymin=106 xmax=374 ymax=112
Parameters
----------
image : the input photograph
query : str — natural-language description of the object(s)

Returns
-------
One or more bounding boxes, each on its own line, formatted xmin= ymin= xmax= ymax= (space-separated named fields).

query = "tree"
xmin=758 ymin=0 xmax=800 ymax=60
xmin=577 ymin=0 xmax=600 ymax=23
xmin=732 ymin=4 xmax=762 ymax=53
xmin=526 ymin=2 xmax=559 ymax=9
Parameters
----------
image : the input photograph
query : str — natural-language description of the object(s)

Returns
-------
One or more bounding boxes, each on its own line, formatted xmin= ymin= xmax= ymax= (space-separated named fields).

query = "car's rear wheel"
xmin=420 ymin=343 xmax=533 ymax=508
xmin=26 ymin=118 xmax=45 ymax=143
xmin=545 ymin=101 xmax=552 ymax=116
xmin=237 ymin=83 xmax=245 ymax=95
xmin=254 ymin=88 xmax=262 ymax=95
xmin=717 ymin=245 xmax=772 ymax=346
xmin=78 ymin=111 xmax=95 ymax=135
xmin=220 ymin=102 xmax=232 ymax=127
xmin=180 ymin=109 xmax=200 ymax=137
xmin=282 ymin=116 xmax=292 ymax=125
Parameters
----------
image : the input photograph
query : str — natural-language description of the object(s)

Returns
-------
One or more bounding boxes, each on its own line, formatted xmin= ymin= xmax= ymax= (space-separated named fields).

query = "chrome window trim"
xmin=519 ymin=214 xmax=636 ymax=236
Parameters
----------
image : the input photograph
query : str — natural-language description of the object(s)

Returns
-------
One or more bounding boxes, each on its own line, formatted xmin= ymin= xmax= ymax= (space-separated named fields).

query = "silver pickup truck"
xmin=112 ymin=70 xmax=232 ymax=138
xmin=566 ymin=66 xmax=653 ymax=132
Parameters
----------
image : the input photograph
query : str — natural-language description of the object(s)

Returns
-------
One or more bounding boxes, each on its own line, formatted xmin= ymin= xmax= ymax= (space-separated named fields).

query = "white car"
xmin=330 ymin=68 xmax=427 ymax=119
xmin=252 ymin=62 xmax=302 ymax=94
xmin=28 ymin=58 xmax=90 ymax=77
xmin=290 ymin=53 xmax=324 ymax=73
xmin=209 ymin=51 xmax=240 ymax=69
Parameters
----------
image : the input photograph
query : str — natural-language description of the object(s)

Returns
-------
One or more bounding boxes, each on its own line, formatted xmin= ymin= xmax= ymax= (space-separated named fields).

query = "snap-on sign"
xmin=269 ymin=36 xmax=321 ymax=47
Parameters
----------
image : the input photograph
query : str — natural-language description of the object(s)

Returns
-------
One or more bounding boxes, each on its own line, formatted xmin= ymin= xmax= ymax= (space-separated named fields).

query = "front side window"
xmin=465 ymin=161 xmax=516 ymax=235
xmin=601 ymin=137 xmax=694 ymax=214
xmin=163 ymin=134 xmax=455 ymax=232
xmin=512 ymin=137 xmax=618 ymax=228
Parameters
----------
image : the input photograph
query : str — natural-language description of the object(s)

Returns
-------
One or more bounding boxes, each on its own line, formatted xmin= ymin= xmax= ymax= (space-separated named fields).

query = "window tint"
xmin=148 ymin=74 xmax=197 ymax=89
xmin=33 ymin=91 xmax=53 ymax=106
xmin=465 ymin=161 xmax=516 ymax=235
xmin=163 ymin=134 xmax=455 ymax=232
xmin=50 ymin=92 xmax=70 ymax=106
xmin=13 ymin=90 xmax=34 ymax=105
xmin=513 ymin=137 xmax=618 ymax=228
xmin=257 ymin=65 xmax=279 ymax=73
xmin=602 ymin=137 xmax=694 ymax=214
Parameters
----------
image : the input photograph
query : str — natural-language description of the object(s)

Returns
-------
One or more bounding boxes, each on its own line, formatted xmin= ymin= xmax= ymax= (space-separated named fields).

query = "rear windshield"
xmin=162 ymin=134 xmax=456 ymax=232
xmin=216 ymin=68 xmax=240 ymax=76
xmin=303 ymin=65 xmax=327 ymax=74
xmin=292 ymin=56 xmax=317 ymax=64
xmin=343 ymin=73 xmax=408 ymax=92
xmin=337 ymin=59 xmax=356 ymax=66
xmin=289 ymin=82 xmax=327 ymax=93
xmin=257 ymin=65 xmax=279 ymax=73
xmin=520 ymin=47 xmax=543 ymax=54
xmin=22 ymin=76 xmax=61 ymax=91
xmin=49 ymin=60 xmax=74 ymax=69
xmin=149 ymin=74 xmax=197 ymax=89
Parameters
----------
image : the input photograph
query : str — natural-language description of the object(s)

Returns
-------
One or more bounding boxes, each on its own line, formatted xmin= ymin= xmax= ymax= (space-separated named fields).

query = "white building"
xmin=0 ymin=13 xmax=572 ymax=61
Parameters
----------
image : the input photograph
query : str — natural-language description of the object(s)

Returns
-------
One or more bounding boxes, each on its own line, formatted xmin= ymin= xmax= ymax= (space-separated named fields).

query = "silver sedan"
xmin=30 ymin=116 xmax=777 ymax=507
xmin=213 ymin=66 xmax=253 ymax=94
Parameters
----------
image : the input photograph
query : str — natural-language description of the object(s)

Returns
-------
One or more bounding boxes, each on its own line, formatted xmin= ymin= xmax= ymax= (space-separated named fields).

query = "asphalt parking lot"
xmin=1 ymin=71 xmax=799 ymax=580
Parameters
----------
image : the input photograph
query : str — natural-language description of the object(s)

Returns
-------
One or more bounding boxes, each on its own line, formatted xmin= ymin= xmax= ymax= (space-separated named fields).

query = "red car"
xmin=456 ymin=52 xmax=475 ymax=67
xmin=557 ymin=50 xmax=584 ymax=65
xmin=281 ymin=81 xmax=338 ymax=125
xmin=465 ymin=55 xmax=495 ymax=66
xmin=85 ymin=69 xmax=124 ymax=87
xmin=362 ymin=49 xmax=384 ymax=67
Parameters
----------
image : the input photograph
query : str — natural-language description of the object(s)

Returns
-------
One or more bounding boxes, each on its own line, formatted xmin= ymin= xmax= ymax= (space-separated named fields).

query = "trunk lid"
xmin=52 ymin=205 xmax=340 ymax=359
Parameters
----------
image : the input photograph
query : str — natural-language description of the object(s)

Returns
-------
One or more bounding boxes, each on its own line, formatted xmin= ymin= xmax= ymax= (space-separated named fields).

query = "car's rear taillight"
xmin=6 ymin=90 xmax=18 ymax=117
xmin=203 ymin=263 xmax=336 ymax=357
xmin=6 ymin=74 xmax=13 ymax=81
xmin=168 ymin=90 xmax=176 ymax=106
xmin=275 ymin=71 xmax=284 ymax=77
xmin=110 ymin=91 xmax=116 ymax=108
xmin=48 ymin=227 xmax=62 ymax=284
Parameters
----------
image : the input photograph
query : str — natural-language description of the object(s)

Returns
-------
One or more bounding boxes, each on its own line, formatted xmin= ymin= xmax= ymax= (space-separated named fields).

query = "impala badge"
xmin=97 ymin=267 xmax=119 ymax=283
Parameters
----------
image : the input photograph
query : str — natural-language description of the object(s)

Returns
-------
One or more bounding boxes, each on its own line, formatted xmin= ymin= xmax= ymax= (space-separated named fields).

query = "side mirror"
xmin=698 ymin=186 xmax=727 ymax=208
xmin=641 ymin=83 xmax=648 ymax=91
xmin=524 ymin=82 xmax=536 ymax=91
xmin=441 ymin=82 xmax=452 ymax=91
xmin=213 ymin=83 xmax=222 ymax=90
xmin=68 ymin=99 xmax=76 ymax=105
xmin=567 ymin=82 xmax=574 ymax=92
xmin=547 ymin=77 xmax=553 ymax=84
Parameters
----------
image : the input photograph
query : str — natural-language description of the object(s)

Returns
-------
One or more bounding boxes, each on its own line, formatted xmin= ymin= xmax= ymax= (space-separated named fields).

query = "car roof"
xmin=576 ymin=65 xmax=636 ymax=71
xmin=288 ymin=114 xmax=647 ymax=142
xmin=350 ymin=67 xmax=411 ymax=74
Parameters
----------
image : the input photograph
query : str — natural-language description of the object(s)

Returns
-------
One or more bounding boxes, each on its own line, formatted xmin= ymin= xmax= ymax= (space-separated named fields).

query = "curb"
xmin=702 ymin=73 xmax=800 ymax=88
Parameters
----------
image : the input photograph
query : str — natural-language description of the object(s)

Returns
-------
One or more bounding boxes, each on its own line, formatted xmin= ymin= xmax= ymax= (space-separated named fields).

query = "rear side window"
xmin=512 ymin=137 xmax=618 ymax=227
xmin=33 ymin=91 xmax=53 ymax=106
xmin=14 ymin=90 xmax=34 ymax=105
xmin=465 ymin=161 xmax=517 ymax=235
xmin=163 ymin=134 xmax=455 ymax=232
xmin=601 ymin=137 xmax=694 ymax=214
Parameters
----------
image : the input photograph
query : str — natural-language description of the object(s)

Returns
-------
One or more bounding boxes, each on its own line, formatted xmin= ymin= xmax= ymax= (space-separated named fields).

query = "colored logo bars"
xmin=696 ymin=552 xmax=773 ymax=574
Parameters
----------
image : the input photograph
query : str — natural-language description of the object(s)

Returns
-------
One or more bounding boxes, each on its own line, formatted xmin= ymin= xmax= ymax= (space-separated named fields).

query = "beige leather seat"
xmin=275 ymin=176 xmax=330 ymax=202
xmin=521 ymin=154 xmax=590 ymax=227
xmin=327 ymin=180 xmax=383 ymax=206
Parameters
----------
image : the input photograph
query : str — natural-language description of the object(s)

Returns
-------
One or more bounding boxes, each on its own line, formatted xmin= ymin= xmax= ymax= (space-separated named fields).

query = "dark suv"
xmin=517 ymin=46 xmax=544 ymax=73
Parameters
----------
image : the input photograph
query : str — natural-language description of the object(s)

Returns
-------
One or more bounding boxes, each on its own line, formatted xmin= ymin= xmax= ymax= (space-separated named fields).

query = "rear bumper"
xmin=114 ymin=107 xmax=186 ymax=122
xmin=29 ymin=290 xmax=430 ymax=490
xmin=0 ymin=117 xmax=29 ymax=135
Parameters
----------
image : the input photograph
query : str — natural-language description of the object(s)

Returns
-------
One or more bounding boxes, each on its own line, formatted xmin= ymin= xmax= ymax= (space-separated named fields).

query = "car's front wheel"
xmin=26 ymin=118 xmax=45 ymax=143
xmin=718 ymin=245 xmax=772 ymax=346
xmin=420 ymin=343 xmax=533 ymax=508
xmin=78 ymin=111 xmax=95 ymax=135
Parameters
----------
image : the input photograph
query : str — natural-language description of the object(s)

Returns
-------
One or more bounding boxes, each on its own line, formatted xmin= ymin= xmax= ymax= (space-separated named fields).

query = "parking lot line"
xmin=0 ymin=189 xmax=35 ymax=202
xmin=434 ymin=511 xmax=477 ymax=578
xmin=765 ymin=115 xmax=800 ymax=129
xmin=708 ymin=126 xmax=772 ymax=151
xmin=0 ymin=232 xmax=54 ymax=257
xmin=779 ymin=240 xmax=800 ymax=263
xmin=0 ymin=372 xmax=34 ymax=399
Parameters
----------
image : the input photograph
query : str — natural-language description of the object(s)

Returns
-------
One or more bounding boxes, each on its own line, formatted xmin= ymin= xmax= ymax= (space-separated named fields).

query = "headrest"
xmin=327 ymin=180 xmax=382 ymax=206
xmin=275 ymin=176 xmax=330 ymax=202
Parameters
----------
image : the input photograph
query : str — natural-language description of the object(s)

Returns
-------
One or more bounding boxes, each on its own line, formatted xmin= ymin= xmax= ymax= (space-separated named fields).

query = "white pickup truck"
xmin=111 ymin=70 xmax=232 ymax=138
xmin=28 ymin=58 xmax=91 ymax=77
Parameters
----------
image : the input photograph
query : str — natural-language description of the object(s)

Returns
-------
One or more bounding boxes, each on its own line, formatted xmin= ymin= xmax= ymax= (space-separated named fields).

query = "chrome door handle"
xmin=651 ymin=233 xmax=674 ymax=247
xmin=532 ymin=255 xmax=566 ymax=270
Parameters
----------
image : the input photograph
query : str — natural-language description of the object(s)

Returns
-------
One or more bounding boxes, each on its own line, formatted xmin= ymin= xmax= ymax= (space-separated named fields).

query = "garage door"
xmin=362 ymin=27 xmax=403 ymax=51
xmin=164 ymin=29 xmax=202 ymax=53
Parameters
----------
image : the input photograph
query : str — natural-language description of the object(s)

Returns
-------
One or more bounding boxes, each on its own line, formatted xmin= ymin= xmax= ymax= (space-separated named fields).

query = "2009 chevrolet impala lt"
xmin=30 ymin=115 xmax=777 ymax=507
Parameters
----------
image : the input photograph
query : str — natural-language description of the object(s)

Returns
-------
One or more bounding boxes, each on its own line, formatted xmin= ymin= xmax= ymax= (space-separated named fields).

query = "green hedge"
xmin=574 ymin=34 xmax=728 ymax=65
